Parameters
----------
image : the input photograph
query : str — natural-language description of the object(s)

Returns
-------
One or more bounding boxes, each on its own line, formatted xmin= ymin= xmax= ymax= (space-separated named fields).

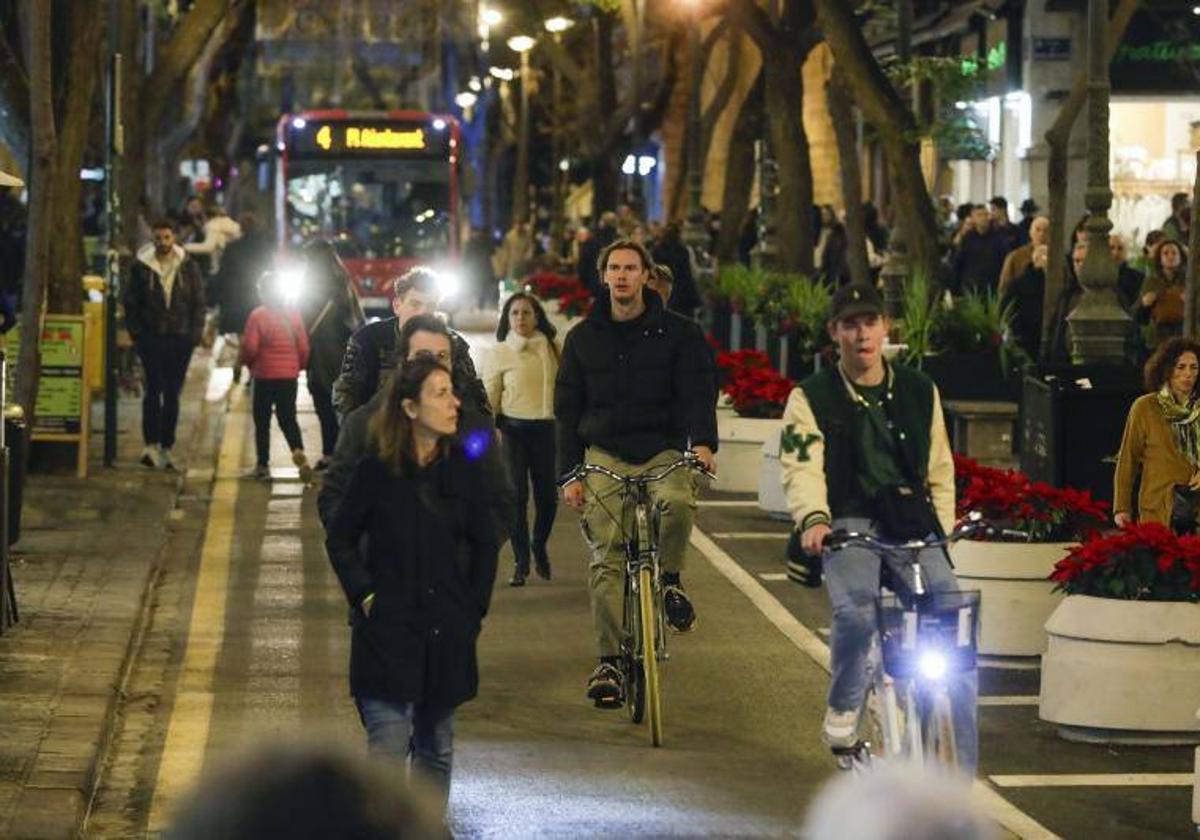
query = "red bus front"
xmin=275 ymin=110 xmax=461 ymax=315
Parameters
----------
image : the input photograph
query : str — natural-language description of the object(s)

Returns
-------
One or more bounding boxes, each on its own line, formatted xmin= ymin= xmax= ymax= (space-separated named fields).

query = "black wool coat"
xmin=325 ymin=447 xmax=499 ymax=709
xmin=554 ymin=287 xmax=718 ymax=476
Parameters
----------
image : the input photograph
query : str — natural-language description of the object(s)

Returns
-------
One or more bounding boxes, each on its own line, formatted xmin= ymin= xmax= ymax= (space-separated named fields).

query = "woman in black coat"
xmin=325 ymin=356 xmax=499 ymax=815
xmin=301 ymin=240 xmax=364 ymax=468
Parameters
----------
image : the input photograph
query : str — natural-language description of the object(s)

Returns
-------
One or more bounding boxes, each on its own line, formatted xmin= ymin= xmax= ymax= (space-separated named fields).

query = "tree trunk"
xmin=827 ymin=65 xmax=869 ymax=285
xmin=763 ymin=49 xmax=815 ymax=275
xmin=47 ymin=6 xmax=105 ymax=314
xmin=16 ymin=0 xmax=56 ymax=428
xmin=1040 ymin=0 xmax=1140 ymax=359
xmin=811 ymin=0 xmax=940 ymax=283
xmin=119 ymin=0 xmax=235 ymax=246
xmin=716 ymin=70 xmax=763 ymax=263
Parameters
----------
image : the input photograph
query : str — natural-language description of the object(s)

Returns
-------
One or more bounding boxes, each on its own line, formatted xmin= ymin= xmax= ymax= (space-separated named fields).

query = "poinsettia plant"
xmin=524 ymin=272 xmax=594 ymax=318
xmin=954 ymin=455 xmax=1109 ymax=542
xmin=714 ymin=348 xmax=793 ymax=419
xmin=1050 ymin=523 xmax=1200 ymax=602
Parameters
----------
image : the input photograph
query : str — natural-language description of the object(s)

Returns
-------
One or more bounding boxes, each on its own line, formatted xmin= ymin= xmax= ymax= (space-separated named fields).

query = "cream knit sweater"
xmin=483 ymin=332 xmax=560 ymax=420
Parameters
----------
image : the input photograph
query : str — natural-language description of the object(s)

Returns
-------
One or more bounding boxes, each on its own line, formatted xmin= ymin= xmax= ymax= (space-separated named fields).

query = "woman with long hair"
xmin=300 ymin=240 xmax=365 ymax=468
xmin=1114 ymin=337 xmax=1200 ymax=529
xmin=484 ymin=292 xmax=560 ymax=585
xmin=1135 ymin=238 xmax=1188 ymax=351
xmin=325 ymin=356 xmax=499 ymax=817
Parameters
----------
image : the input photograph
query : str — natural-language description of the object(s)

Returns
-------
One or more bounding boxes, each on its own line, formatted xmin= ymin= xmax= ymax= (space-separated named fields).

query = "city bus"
xmin=274 ymin=110 xmax=462 ymax=314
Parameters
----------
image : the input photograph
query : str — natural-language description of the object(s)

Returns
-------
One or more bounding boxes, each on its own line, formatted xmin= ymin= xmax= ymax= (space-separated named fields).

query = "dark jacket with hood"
xmin=332 ymin=316 xmax=488 ymax=418
xmin=124 ymin=243 xmax=206 ymax=343
xmin=325 ymin=445 xmax=499 ymax=708
xmin=554 ymin=287 xmax=718 ymax=475
xmin=302 ymin=268 xmax=365 ymax=393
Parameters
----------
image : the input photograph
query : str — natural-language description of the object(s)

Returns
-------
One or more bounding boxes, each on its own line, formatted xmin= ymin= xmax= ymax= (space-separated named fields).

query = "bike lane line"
xmin=146 ymin=387 xmax=247 ymax=831
xmin=688 ymin=526 xmax=1061 ymax=840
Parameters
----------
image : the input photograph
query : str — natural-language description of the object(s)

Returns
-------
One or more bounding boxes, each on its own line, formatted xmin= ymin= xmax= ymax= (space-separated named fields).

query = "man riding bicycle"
xmin=778 ymin=282 xmax=978 ymax=771
xmin=556 ymin=238 xmax=718 ymax=708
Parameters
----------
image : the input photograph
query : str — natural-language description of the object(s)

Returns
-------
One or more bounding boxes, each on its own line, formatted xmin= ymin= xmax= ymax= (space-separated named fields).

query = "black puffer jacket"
xmin=555 ymin=288 xmax=718 ymax=475
xmin=331 ymin=317 xmax=489 ymax=418
xmin=325 ymin=447 xmax=499 ymax=708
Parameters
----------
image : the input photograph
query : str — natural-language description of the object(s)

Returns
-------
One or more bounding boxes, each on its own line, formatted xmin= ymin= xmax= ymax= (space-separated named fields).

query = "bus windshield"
xmin=284 ymin=159 xmax=451 ymax=261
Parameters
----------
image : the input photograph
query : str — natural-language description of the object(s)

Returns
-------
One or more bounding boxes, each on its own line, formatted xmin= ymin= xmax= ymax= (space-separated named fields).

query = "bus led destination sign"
xmin=315 ymin=124 xmax=427 ymax=152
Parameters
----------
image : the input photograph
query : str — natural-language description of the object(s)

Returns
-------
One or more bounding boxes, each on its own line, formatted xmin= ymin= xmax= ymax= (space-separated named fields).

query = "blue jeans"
xmin=824 ymin=517 xmax=979 ymax=773
xmin=355 ymin=697 xmax=455 ymax=812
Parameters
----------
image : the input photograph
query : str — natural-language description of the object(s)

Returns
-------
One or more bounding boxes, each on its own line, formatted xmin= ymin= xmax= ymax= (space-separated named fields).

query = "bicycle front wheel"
xmin=638 ymin=565 xmax=663 ymax=747
xmin=922 ymin=690 xmax=958 ymax=769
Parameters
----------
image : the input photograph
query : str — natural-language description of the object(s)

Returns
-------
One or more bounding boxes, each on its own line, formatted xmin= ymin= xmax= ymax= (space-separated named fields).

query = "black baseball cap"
xmin=828 ymin=282 xmax=885 ymax=322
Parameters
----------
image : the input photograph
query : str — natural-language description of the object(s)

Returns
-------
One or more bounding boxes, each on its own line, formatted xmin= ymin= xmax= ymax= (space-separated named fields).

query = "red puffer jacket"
xmin=240 ymin=305 xmax=310 ymax=380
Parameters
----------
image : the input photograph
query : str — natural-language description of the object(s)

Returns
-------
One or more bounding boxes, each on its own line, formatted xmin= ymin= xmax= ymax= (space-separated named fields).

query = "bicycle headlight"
xmin=917 ymin=649 xmax=948 ymax=680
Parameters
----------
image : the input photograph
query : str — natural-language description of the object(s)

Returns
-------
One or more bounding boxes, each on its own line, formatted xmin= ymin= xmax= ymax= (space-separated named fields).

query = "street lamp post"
xmin=508 ymin=35 xmax=535 ymax=226
xmin=1065 ymin=0 xmax=1129 ymax=363
xmin=544 ymin=16 xmax=574 ymax=257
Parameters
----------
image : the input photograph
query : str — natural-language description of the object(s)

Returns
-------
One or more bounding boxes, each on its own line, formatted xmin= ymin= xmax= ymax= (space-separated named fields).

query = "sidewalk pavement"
xmin=0 ymin=351 xmax=225 ymax=839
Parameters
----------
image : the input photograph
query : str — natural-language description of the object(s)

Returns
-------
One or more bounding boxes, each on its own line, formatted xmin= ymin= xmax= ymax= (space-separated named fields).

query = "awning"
xmin=0 ymin=170 xmax=23 ymax=188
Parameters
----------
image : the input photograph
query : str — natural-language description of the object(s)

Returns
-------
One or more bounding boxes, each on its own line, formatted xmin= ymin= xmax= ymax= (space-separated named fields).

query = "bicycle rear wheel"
xmin=638 ymin=565 xmax=663 ymax=747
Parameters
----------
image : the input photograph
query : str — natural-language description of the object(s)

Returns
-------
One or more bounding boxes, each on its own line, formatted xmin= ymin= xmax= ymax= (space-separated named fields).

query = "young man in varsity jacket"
xmin=777 ymin=282 xmax=978 ymax=772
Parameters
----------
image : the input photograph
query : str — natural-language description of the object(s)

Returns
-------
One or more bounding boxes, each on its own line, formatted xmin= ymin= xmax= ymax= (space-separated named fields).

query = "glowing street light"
xmin=481 ymin=7 xmax=503 ymax=27
xmin=507 ymin=34 xmax=536 ymax=53
xmin=488 ymin=66 xmax=515 ymax=81
xmin=454 ymin=91 xmax=478 ymax=109
xmin=544 ymin=16 xmax=574 ymax=34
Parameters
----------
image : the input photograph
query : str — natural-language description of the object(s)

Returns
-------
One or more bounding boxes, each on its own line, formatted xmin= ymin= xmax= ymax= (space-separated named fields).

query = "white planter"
xmin=757 ymin=433 xmax=791 ymax=520
xmin=716 ymin=415 xmax=780 ymax=494
xmin=1040 ymin=595 xmax=1200 ymax=738
xmin=545 ymin=304 xmax=582 ymax=337
xmin=950 ymin=539 xmax=1072 ymax=656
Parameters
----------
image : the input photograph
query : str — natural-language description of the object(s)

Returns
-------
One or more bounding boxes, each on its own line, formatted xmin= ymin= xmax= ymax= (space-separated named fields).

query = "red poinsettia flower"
xmin=1051 ymin=522 xmax=1200 ymax=601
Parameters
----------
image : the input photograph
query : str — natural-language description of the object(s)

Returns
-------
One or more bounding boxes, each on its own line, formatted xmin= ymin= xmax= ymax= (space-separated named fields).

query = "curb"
xmin=76 ymin=357 xmax=231 ymax=837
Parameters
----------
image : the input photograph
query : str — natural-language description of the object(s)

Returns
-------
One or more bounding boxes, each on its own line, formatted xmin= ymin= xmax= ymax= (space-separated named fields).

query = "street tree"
xmin=726 ymin=0 xmax=819 ymax=275
xmin=809 ymin=0 xmax=941 ymax=284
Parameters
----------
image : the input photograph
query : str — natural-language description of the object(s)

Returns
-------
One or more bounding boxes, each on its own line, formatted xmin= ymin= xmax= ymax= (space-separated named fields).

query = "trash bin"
xmin=1020 ymin=364 xmax=1142 ymax=503
xmin=6 ymin=417 xmax=25 ymax=546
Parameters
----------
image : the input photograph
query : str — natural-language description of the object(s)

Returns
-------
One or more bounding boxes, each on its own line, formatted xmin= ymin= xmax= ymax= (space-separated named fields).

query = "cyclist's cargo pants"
xmin=580 ymin=447 xmax=698 ymax=658
xmin=824 ymin=517 xmax=979 ymax=773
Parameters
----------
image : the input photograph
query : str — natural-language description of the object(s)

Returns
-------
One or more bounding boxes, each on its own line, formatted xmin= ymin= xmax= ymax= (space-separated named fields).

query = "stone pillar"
xmin=1066 ymin=0 xmax=1130 ymax=363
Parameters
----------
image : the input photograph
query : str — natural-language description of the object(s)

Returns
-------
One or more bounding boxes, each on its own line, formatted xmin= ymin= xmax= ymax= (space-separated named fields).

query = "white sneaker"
xmin=140 ymin=446 xmax=164 ymax=469
xmin=160 ymin=447 xmax=176 ymax=471
xmin=822 ymin=706 xmax=860 ymax=749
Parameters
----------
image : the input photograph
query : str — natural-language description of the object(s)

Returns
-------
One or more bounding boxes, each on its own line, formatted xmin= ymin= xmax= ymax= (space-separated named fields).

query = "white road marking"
xmin=691 ymin=526 xmax=1060 ymax=840
xmin=709 ymin=531 xmax=791 ymax=540
xmin=757 ymin=572 xmax=790 ymax=582
xmin=979 ymin=657 xmax=1043 ymax=671
xmin=978 ymin=696 xmax=1040 ymax=707
xmin=990 ymin=774 xmax=1194 ymax=788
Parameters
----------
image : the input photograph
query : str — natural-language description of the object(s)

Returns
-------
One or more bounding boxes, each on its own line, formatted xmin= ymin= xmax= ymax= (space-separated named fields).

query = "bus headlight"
xmin=276 ymin=266 xmax=306 ymax=304
xmin=433 ymin=268 xmax=461 ymax=300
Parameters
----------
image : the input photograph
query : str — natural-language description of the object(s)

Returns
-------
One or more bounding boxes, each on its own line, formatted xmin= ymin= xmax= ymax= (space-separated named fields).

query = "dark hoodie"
xmin=554 ymin=287 xmax=718 ymax=475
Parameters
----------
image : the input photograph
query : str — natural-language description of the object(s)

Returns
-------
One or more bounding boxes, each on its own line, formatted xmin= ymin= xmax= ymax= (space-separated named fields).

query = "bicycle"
xmin=559 ymin=451 xmax=714 ymax=747
xmin=821 ymin=516 xmax=1021 ymax=772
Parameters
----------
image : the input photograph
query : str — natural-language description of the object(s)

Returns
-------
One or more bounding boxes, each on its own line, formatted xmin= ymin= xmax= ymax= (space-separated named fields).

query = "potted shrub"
xmin=713 ymin=348 xmax=791 ymax=494
xmin=950 ymin=455 xmax=1109 ymax=656
xmin=922 ymin=291 xmax=1028 ymax=401
xmin=716 ymin=264 xmax=762 ymax=350
xmin=777 ymin=274 xmax=833 ymax=380
xmin=1039 ymin=523 xmax=1200 ymax=740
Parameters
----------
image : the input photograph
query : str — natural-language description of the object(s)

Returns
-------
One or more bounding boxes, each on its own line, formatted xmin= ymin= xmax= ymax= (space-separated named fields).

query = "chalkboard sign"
xmin=4 ymin=315 xmax=91 ymax=476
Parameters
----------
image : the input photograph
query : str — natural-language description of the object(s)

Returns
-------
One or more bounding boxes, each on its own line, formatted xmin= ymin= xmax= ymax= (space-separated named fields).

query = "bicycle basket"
xmin=875 ymin=590 xmax=981 ymax=680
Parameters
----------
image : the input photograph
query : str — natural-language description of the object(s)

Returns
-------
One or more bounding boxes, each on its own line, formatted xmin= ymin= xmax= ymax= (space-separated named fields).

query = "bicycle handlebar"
xmin=557 ymin=452 xmax=716 ymax=489
xmin=821 ymin=517 xmax=1028 ymax=553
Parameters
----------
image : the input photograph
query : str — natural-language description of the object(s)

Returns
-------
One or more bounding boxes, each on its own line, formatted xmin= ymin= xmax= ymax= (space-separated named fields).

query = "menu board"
xmin=4 ymin=317 xmax=86 ymax=435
